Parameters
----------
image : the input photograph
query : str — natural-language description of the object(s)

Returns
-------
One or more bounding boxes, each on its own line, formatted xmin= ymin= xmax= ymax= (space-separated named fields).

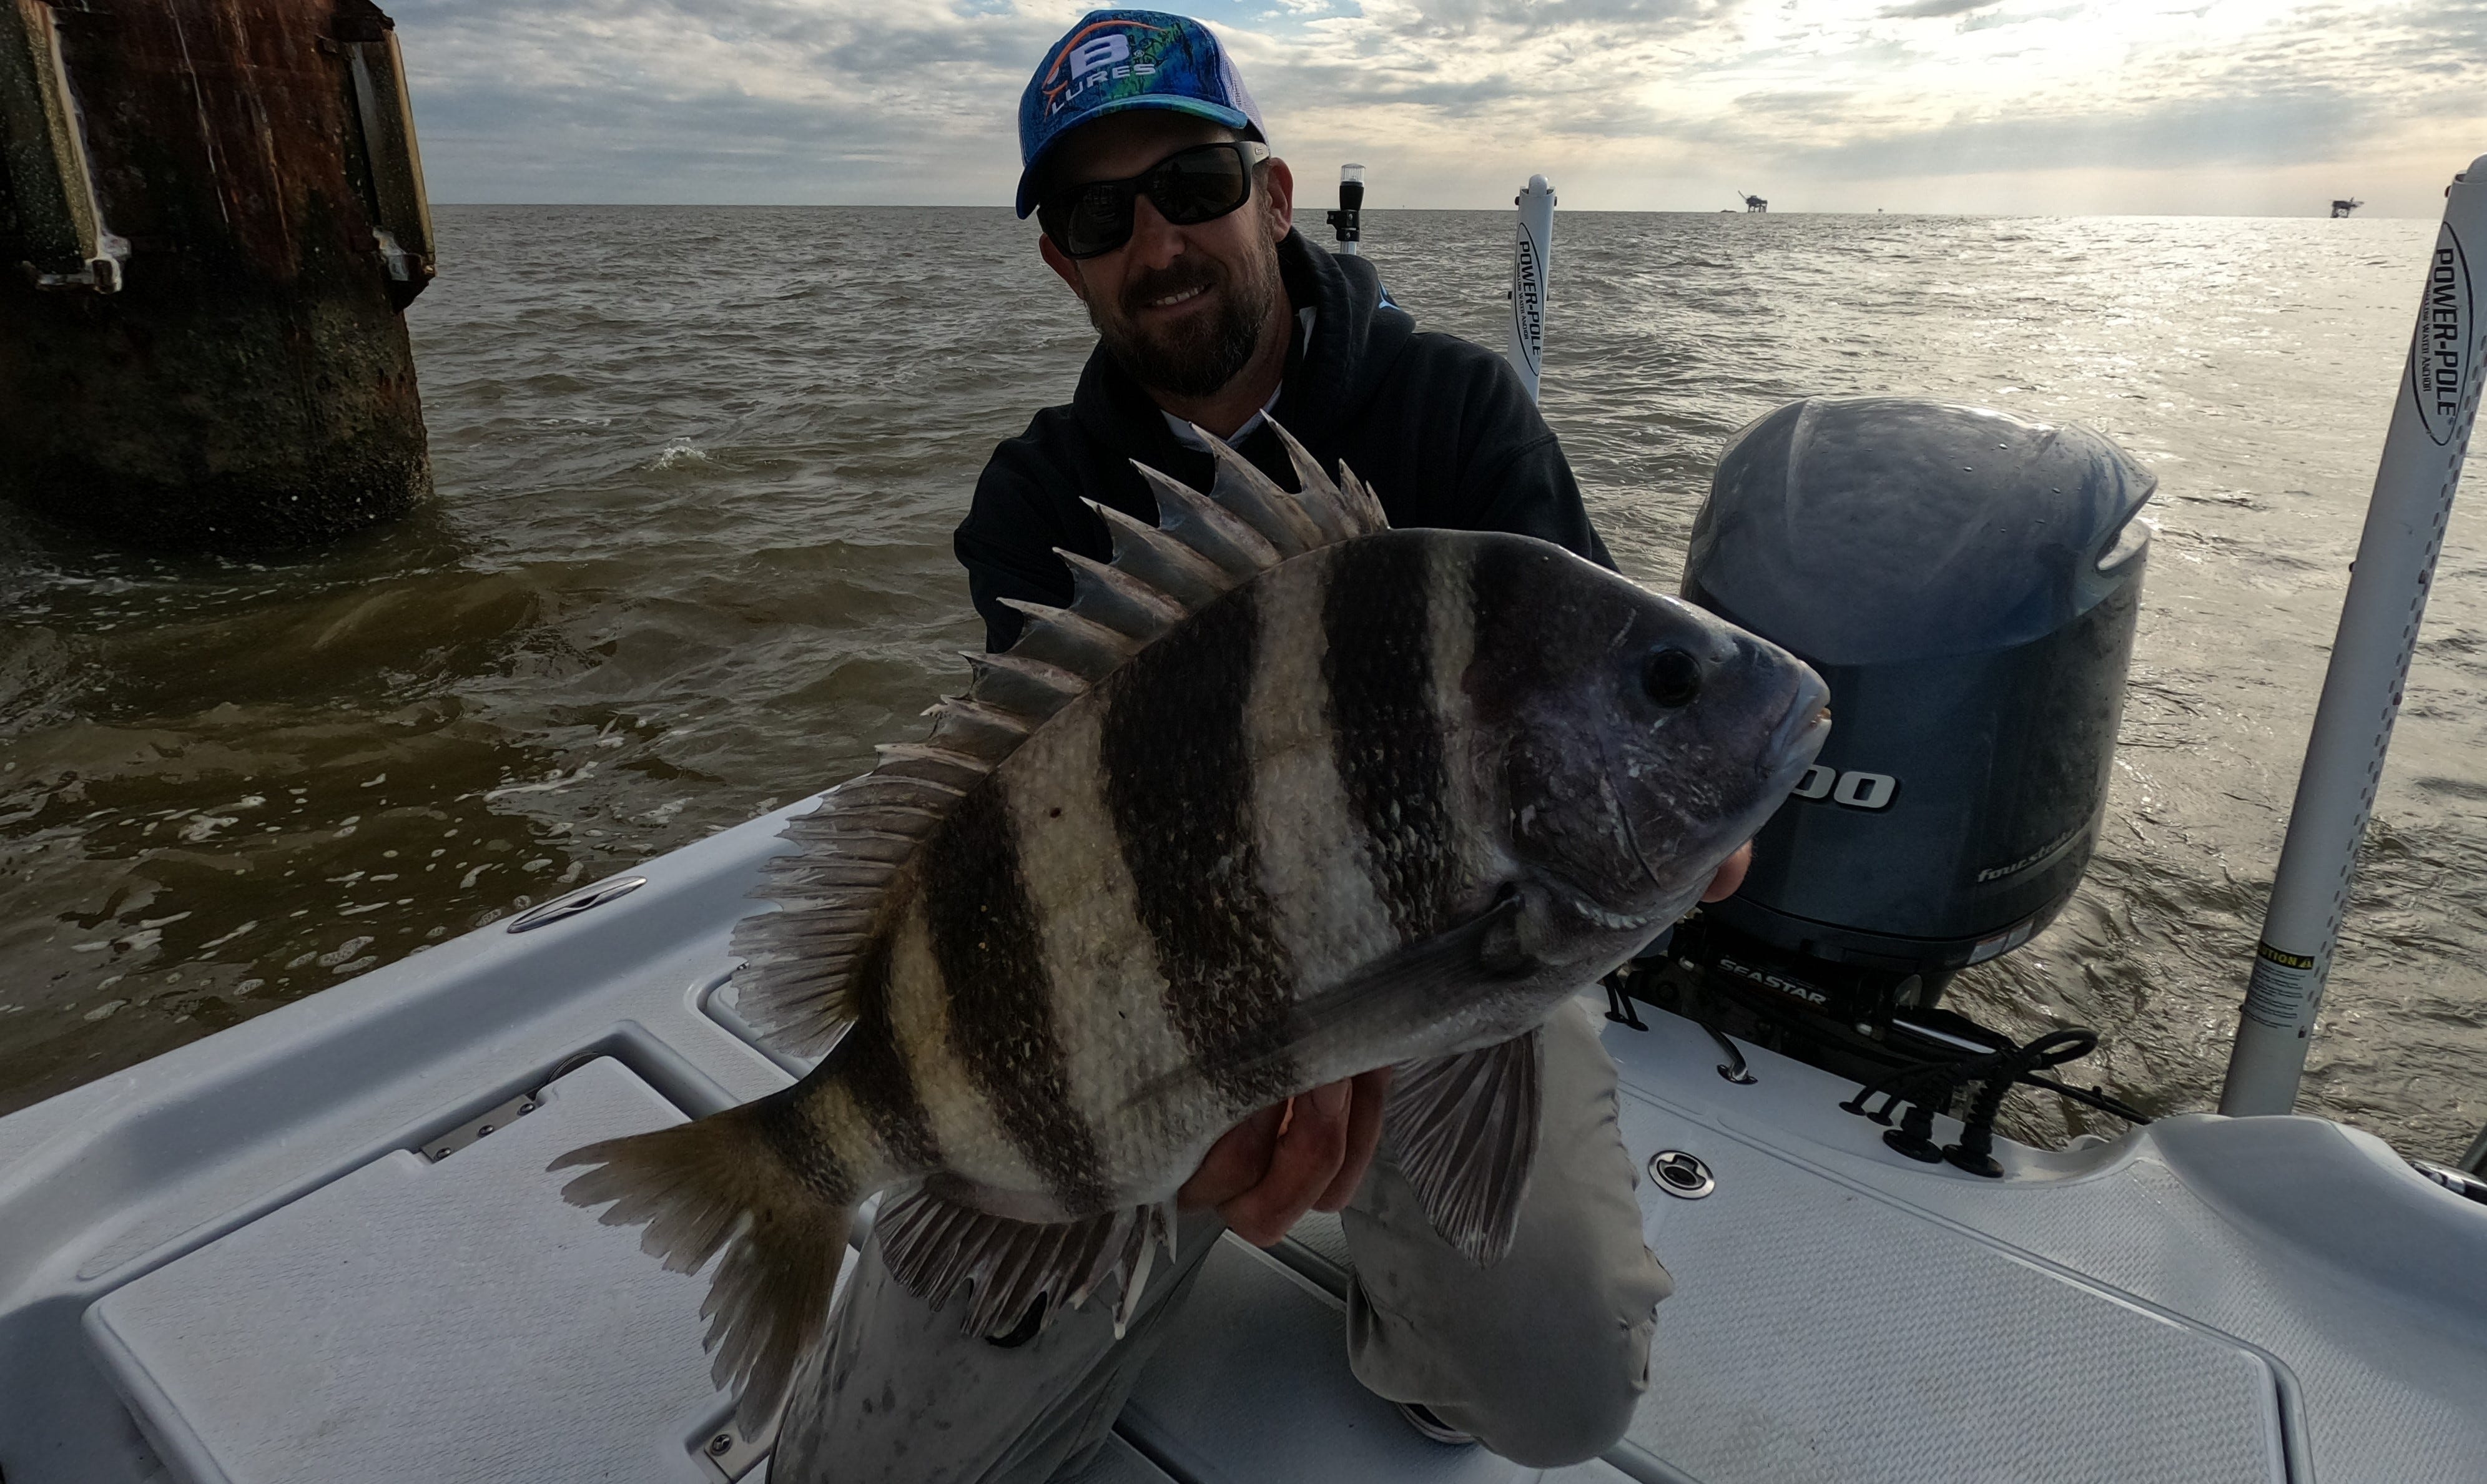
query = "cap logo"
xmin=1068 ymin=34 xmax=1130 ymax=79
xmin=1042 ymin=22 xmax=1166 ymax=117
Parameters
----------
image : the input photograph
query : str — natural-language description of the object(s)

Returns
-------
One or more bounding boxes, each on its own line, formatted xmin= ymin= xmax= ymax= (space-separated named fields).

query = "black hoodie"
xmin=955 ymin=229 xmax=1613 ymax=652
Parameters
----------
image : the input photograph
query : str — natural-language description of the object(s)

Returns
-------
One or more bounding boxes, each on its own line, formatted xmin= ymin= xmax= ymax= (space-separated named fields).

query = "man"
xmin=772 ymin=12 xmax=1741 ymax=1480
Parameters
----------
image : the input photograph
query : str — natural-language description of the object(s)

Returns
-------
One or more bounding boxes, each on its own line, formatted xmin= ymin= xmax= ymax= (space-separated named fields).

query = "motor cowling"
xmin=1682 ymin=396 xmax=2154 ymax=978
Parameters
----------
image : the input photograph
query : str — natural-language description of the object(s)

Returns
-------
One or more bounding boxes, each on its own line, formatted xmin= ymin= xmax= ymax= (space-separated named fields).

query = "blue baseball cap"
xmin=1017 ymin=10 xmax=1267 ymax=219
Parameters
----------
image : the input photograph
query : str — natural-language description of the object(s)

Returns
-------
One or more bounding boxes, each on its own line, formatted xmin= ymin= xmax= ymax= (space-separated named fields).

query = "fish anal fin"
xmin=551 ymin=1103 xmax=854 ymax=1435
xmin=1382 ymin=1029 xmax=1544 ymax=1266
xmin=875 ymin=1184 xmax=1176 ymax=1341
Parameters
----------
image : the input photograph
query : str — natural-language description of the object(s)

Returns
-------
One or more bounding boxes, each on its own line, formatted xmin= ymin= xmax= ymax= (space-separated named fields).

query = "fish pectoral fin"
xmin=874 ymin=1184 xmax=1178 ymax=1341
xmin=1381 ymin=1028 xmax=1544 ymax=1267
xmin=1283 ymin=885 xmax=1539 ymax=1046
xmin=1121 ymin=890 xmax=1540 ymax=1114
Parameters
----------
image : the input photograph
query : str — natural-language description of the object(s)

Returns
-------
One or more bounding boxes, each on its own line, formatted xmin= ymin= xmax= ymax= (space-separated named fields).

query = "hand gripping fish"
xmin=553 ymin=421 xmax=1830 ymax=1428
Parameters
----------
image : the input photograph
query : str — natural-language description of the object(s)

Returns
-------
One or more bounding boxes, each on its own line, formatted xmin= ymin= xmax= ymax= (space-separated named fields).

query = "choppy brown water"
xmin=3 ymin=207 xmax=2481 ymax=1159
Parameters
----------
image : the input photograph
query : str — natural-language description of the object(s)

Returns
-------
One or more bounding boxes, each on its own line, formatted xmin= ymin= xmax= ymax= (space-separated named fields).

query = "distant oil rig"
xmin=2332 ymin=199 xmax=2363 ymax=218
xmin=1738 ymin=190 xmax=1769 ymax=213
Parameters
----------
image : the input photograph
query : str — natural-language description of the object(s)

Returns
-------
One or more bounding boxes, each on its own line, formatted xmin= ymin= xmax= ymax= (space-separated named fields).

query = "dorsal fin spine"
xmin=1088 ymin=501 xmax=1233 ymax=610
xmin=1053 ymin=548 xmax=1186 ymax=642
xmin=1336 ymin=462 xmax=1388 ymax=533
xmin=1261 ymin=420 xmax=1356 ymax=543
xmin=1130 ymin=463 xmax=1279 ymax=577
xmin=923 ymin=697 xmax=1033 ymax=761
xmin=964 ymin=652 xmax=1089 ymax=719
xmin=1192 ymin=428 xmax=1323 ymax=556
xmin=997 ymin=599 xmax=1139 ymax=681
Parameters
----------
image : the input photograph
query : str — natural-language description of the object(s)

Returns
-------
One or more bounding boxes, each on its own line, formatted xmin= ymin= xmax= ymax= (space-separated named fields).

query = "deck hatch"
xmin=84 ymin=1058 xmax=757 ymax=1484
xmin=1607 ymin=1091 xmax=2290 ymax=1484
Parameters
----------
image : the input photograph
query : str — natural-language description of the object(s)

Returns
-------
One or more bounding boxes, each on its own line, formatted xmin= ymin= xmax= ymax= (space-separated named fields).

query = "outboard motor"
xmin=1621 ymin=397 xmax=2154 ymax=1110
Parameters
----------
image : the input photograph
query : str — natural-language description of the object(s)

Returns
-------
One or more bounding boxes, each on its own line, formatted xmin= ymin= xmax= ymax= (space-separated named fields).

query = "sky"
xmin=394 ymin=0 xmax=2487 ymax=215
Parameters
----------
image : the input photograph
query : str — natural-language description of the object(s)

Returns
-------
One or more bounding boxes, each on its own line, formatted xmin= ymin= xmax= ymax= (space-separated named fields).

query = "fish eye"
xmin=1643 ymin=648 xmax=1703 ymax=708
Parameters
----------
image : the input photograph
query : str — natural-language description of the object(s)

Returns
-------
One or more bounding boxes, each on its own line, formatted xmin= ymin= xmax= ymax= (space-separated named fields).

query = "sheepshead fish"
xmin=553 ymin=420 xmax=1829 ymax=1428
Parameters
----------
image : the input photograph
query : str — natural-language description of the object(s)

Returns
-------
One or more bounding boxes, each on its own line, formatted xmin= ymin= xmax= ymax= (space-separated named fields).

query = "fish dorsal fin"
xmin=731 ymin=416 xmax=1382 ymax=1055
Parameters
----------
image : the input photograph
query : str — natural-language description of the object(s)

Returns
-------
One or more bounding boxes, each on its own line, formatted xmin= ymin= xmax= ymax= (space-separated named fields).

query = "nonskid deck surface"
xmin=1 ymin=801 xmax=2481 ymax=1483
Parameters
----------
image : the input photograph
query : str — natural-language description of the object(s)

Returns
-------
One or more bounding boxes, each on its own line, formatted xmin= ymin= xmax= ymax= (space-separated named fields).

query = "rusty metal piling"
xmin=0 ymin=0 xmax=436 ymax=551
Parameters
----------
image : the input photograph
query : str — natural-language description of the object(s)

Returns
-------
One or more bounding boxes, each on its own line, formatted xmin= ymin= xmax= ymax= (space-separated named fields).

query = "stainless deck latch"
xmin=506 ymin=876 xmax=649 ymax=933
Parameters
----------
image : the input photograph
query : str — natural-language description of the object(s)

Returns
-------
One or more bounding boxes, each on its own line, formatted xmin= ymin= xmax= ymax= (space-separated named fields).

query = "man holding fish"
xmin=855 ymin=9 xmax=1750 ymax=1472
xmin=556 ymin=11 xmax=1821 ymax=1482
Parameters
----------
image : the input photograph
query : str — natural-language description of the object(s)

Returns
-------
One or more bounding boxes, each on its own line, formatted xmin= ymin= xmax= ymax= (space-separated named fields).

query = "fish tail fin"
xmin=551 ymin=1099 xmax=854 ymax=1433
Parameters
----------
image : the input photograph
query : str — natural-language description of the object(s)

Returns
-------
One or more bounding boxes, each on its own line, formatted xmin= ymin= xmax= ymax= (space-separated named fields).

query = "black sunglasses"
xmin=1037 ymin=140 xmax=1272 ymax=260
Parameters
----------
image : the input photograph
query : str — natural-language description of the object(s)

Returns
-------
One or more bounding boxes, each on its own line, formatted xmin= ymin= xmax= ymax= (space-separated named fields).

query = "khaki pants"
xmin=772 ymin=1001 xmax=1671 ymax=1481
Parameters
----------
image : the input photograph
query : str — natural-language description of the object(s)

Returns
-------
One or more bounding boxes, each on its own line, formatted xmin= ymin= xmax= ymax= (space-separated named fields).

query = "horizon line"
xmin=426 ymin=202 xmax=2439 ymax=220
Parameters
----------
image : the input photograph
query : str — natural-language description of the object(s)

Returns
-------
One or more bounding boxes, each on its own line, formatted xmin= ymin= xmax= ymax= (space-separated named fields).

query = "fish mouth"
xmin=1760 ymin=667 xmax=1833 ymax=793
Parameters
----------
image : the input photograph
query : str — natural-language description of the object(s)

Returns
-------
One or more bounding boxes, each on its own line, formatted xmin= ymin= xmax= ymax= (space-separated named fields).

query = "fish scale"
xmin=551 ymin=419 xmax=1830 ymax=1435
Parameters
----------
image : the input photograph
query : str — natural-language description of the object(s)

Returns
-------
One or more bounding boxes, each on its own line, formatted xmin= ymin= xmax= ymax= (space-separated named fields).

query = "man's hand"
xmin=1178 ymin=1067 xmax=1392 ymax=1246
xmin=1178 ymin=840 xmax=1754 ymax=1245
xmin=1703 ymin=840 xmax=1753 ymax=903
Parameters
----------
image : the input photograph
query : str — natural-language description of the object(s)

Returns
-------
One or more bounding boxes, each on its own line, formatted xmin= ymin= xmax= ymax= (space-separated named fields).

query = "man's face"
xmin=1036 ymin=113 xmax=1296 ymax=400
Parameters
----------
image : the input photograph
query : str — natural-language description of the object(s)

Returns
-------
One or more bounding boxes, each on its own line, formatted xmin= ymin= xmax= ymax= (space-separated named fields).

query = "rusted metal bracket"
xmin=339 ymin=17 xmax=433 ymax=306
xmin=0 ymin=0 xmax=125 ymax=292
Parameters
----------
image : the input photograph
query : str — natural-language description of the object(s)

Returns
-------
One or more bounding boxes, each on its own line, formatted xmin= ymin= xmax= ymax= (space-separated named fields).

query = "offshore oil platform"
xmin=2333 ymin=198 xmax=2363 ymax=217
xmin=1739 ymin=190 xmax=1769 ymax=213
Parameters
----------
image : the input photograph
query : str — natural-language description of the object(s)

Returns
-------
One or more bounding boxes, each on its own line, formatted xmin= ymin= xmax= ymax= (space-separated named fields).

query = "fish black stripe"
xmin=1101 ymin=585 xmax=1299 ymax=1109
xmin=751 ymin=1086 xmax=857 ymax=1206
xmin=919 ymin=782 xmax=1114 ymax=1215
xmin=1464 ymin=535 xmax=1552 ymax=726
xmin=1322 ymin=531 xmax=1462 ymax=941
xmin=814 ymin=936 xmax=942 ymax=1175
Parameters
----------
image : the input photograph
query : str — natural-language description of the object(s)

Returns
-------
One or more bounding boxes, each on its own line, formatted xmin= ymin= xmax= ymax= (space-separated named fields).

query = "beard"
xmin=1089 ymin=242 xmax=1281 ymax=400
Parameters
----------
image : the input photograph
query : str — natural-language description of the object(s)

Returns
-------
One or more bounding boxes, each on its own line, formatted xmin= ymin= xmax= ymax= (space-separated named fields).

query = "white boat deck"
xmin=3 ymin=799 xmax=2482 ymax=1483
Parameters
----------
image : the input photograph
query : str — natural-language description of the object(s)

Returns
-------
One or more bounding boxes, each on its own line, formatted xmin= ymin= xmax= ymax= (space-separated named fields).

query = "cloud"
xmin=1788 ymin=91 xmax=2368 ymax=176
xmin=1879 ymin=0 xmax=1999 ymax=16
xmin=390 ymin=0 xmax=2487 ymax=215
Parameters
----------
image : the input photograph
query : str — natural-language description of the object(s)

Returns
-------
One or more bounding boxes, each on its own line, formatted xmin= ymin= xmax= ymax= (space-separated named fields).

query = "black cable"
xmin=1839 ymin=1026 xmax=2147 ymax=1173
xmin=2018 ymin=1071 xmax=2153 ymax=1126
xmin=1944 ymin=1029 xmax=2099 ymax=1177
xmin=1631 ymin=953 xmax=2156 ymax=1139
